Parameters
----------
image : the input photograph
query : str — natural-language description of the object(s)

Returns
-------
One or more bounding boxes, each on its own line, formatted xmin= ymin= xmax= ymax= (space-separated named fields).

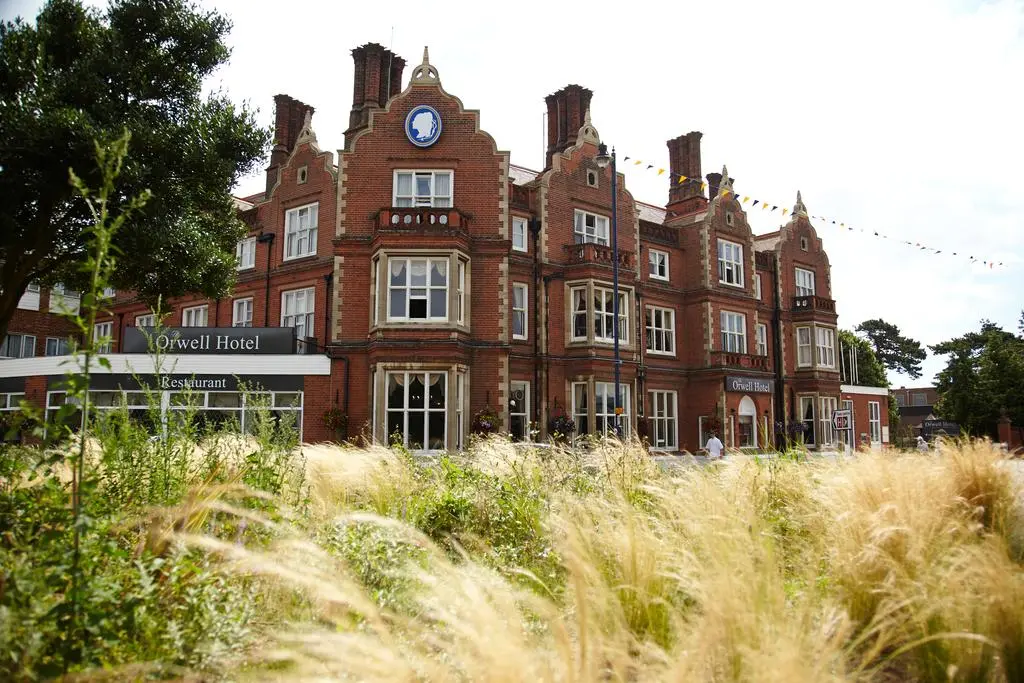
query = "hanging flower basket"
xmin=471 ymin=406 xmax=500 ymax=436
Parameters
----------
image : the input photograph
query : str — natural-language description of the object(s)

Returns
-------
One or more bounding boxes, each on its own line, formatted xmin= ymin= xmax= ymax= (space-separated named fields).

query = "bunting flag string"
xmin=618 ymin=155 xmax=1008 ymax=269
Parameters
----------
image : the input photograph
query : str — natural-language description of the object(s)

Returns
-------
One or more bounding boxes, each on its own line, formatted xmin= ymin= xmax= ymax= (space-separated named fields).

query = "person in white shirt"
xmin=705 ymin=433 xmax=724 ymax=460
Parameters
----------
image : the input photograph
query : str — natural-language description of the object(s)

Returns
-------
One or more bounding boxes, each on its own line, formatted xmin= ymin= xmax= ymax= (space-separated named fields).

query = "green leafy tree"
xmin=931 ymin=320 xmax=1024 ymax=440
xmin=855 ymin=318 xmax=927 ymax=380
xmin=0 ymin=0 xmax=269 ymax=342
xmin=838 ymin=329 xmax=888 ymax=387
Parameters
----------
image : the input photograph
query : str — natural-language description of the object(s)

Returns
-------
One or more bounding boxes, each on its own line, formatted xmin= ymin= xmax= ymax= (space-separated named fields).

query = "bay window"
xmin=720 ymin=311 xmax=747 ymax=353
xmin=284 ymin=203 xmax=318 ymax=260
xmin=819 ymin=396 xmax=838 ymax=447
xmin=717 ymin=239 xmax=744 ymax=286
xmin=796 ymin=326 xmax=813 ymax=367
xmin=386 ymin=372 xmax=447 ymax=451
xmin=799 ymin=396 xmax=815 ymax=445
xmin=593 ymin=286 xmax=628 ymax=344
xmin=393 ymin=170 xmax=452 ymax=207
xmin=816 ymin=327 xmax=836 ymax=368
xmin=389 ymin=258 xmax=448 ymax=320
xmin=572 ymin=383 xmax=589 ymax=436
xmin=645 ymin=306 xmax=675 ymax=355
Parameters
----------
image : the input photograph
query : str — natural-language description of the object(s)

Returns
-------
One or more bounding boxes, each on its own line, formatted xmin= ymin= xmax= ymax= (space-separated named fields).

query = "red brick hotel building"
xmin=0 ymin=44 xmax=889 ymax=452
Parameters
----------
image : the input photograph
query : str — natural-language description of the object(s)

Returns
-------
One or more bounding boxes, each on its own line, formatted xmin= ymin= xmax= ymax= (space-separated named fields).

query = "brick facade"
xmin=4 ymin=43 xmax=851 ymax=452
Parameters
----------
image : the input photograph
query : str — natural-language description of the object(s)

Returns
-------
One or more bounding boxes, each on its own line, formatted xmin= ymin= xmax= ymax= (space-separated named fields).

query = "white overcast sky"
xmin=5 ymin=0 xmax=1023 ymax=385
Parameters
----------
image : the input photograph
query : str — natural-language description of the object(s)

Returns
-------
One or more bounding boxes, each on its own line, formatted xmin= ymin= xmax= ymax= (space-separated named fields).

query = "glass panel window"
xmin=896 ymin=394 xmax=906 ymax=407
xmin=755 ymin=323 xmax=768 ymax=357
xmin=819 ymin=396 xmax=838 ymax=447
xmin=648 ymin=390 xmax=677 ymax=450
xmin=509 ymin=381 xmax=530 ymax=441
xmin=799 ymin=396 xmax=816 ymax=445
xmin=717 ymin=239 xmax=744 ymax=286
xmin=455 ymin=373 xmax=465 ymax=450
xmin=385 ymin=372 xmax=447 ymax=451
xmin=795 ymin=268 xmax=816 ymax=297
xmin=1 ymin=333 xmax=36 ymax=358
xmin=136 ymin=314 xmax=155 ymax=328
xmin=282 ymin=287 xmax=315 ymax=339
xmin=284 ymin=203 xmax=318 ymax=260
xmin=593 ymin=286 xmax=628 ymax=344
xmin=572 ymin=287 xmax=588 ymax=341
xmin=512 ymin=283 xmax=528 ymax=340
xmin=796 ymin=326 xmax=812 ymax=367
xmin=572 ymin=382 xmax=589 ymax=436
xmin=393 ymin=170 xmax=453 ymax=207
xmin=754 ymin=274 xmax=762 ymax=301
xmin=912 ymin=392 xmax=928 ymax=406
xmin=45 ymin=337 xmax=71 ymax=356
xmin=456 ymin=260 xmax=466 ymax=325
xmin=93 ymin=322 xmax=112 ymax=353
xmin=595 ymin=382 xmax=629 ymax=437
xmin=816 ymin=327 xmax=836 ymax=368
xmin=233 ymin=298 xmax=253 ymax=327
xmin=645 ymin=306 xmax=675 ymax=355
xmin=236 ymin=236 xmax=256 ymax=270
xmin=869 ymin=401 xmax=882 ymax=443
xmin=573 ymin=210 xmax=609 ymax=245
xmin=388 ymin=257 xmax=449 ymax=321
xmin=648 ymin=249 xmax=669 ymax=281
xmin=720 ymin=311 xmax=746 ymax=353
xmin=512 ymin=217 xmax=527 ymax=252
xmin=182 ymin=305 xmax=208 ymax=328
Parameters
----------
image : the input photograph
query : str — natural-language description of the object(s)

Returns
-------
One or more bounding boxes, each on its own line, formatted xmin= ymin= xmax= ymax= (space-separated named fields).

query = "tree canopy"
xmin=932 ymin=320 xmax=1024 ymax=440
xmin=855 ymin=318 xmax=927 ymax=380
xmin=0 ymin=0 xmax=269 ymax=341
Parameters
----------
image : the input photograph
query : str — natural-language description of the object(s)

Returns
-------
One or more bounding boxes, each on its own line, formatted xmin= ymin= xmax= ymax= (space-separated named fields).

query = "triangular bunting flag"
xmin=657 ymin=168 xmax=665 ymax=176
xmin=646 ymin=164 xmax=653 ymax=170
xmin=623 ymin=156 xmax=630 ymax=162
xmin=770 ymin=205 xmax=778 ymax=211
xmin=752 ymin=200 xmax=760 ymax=207
xmin=743 ymin=196 xmax=750 ymax=203
xmin=782 ymin=208 xmax=789 ymax=216
xmin=678 ymin=176 xmax=687 ymax=184
xmin=634 ymin=160 xmax=642 ymax=165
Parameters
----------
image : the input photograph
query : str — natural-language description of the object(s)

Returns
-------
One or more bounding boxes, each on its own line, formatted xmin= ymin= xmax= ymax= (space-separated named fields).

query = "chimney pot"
xmin=544 ymin=84 xmax=593 ymax=168
xmin=345 ymin=42 xmax=406 ymax=150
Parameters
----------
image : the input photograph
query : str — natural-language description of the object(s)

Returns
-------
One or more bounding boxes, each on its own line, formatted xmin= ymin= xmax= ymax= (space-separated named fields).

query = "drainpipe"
xmin=529 ymin=217 xmax=542 ymax=428
xmin=322 ymin=272 xmax=333 ymax=351
xmin=257 ymin=232 xmax=275 ymax=327
xmin=771 ymin=254 xmax=786 ymax=449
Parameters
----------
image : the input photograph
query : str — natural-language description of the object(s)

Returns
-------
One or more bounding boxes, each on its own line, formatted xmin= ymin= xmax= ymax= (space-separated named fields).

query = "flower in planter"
xmin=471 ymin=407 xmax=500 ymax=435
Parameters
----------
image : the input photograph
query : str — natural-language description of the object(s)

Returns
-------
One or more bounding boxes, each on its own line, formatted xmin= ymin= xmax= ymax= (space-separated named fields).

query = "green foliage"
xmin=856 ymin=318 xmax=928 ymax=380
xmin=932 ymin=320 xmax=1024 ymax=440
xmin=838 ymin=329 xmax=889 ymax=387
xmin=0 ymin=0 xmax=270 ymax=340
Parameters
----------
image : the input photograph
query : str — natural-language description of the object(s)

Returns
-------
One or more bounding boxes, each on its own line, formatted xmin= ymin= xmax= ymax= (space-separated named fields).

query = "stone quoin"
xmin=0 ymin=43 xmax=889 ymax=452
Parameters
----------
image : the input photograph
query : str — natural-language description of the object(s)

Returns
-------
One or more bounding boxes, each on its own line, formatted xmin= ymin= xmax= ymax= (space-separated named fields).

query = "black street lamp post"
xmin=595 ymin=143 xmax=621 ymax=436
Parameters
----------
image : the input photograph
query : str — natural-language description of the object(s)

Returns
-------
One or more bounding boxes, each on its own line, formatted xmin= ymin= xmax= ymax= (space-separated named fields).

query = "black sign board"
xmin=123 ymin=327 xmax=295 ymax=355
xmin=922 ymin=419 xmax=960 ymax=436
xmin=725 ymin=375 xmax=774 ymax=394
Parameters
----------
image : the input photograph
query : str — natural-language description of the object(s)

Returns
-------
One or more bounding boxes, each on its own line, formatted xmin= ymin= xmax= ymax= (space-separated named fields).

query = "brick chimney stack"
xmin=265 ymin=94 xmax=315 ymax=197
xmin=544 ymin=84 xmax=593 ymax=168
xmin=345 ymin=42 xmax=406 ymax=150
xmin=666 ymin=131 xmax=704 ymax=215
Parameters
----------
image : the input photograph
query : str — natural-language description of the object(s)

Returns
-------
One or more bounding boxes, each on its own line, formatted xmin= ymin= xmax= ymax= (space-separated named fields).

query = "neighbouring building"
xmin=0 ymin=43 xmax=889 ymax=452
xmin=890 ymin=385 xmax=939 ymax=439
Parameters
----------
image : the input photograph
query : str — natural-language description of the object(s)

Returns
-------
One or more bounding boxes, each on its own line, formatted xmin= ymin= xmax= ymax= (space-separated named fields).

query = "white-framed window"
xmin=233 ymin=298 xmax=253 ymax=327
xmin=648 ymin=249 xmax=669 ymax=281
xmin=388 ymin=257 xmax=448 ymax=321
xmin=593 ymin=286 xmax=628 ymax=344
xmin=571 ymin=287 xmax=588 ymax=342
xmin=0 ymin=392 xmax=26 ymax=411
xmin=720 ymin=311 xmax=747 ymax=353
xmin=717 ymin=239 xmax=744 ymax=287
xmin=136 ymin=314 xmax=155 ymax=328
xmin=795 ymin=268 xmax=815 ymax=297
xmin=385 ymin=371 xmax=447 ymax=451
xmin=512 ymin=283 xmax=528 ymax=340
xmin=236 ymin=236 xmax=256 ymax=270
xmin=648 ymin=390 xmax=677 ymax=450
xmin=754 ymin=274 xmax=762 ymax=301
xmin=393 ymin=170 xmax=452 ymax=207
xmin=18 ymin=282 xmax=40 ymax=311
xmin=573 ymin=210 xmax=609 ymax=246
xmin=869 ymin=401 xmax=882 ymax=444
xmin=509 ymin=380 xmax=530 ymax=441
xmin=456 ymin=260 xmax=466 ymax=325
xmin=796 ymin=326 xmax=813 ymax=367
xmin=1 ymin=333 xmax=36 ymax=358
xmin=182 ymin=305 xmax=208 ymax=328
xmin=93 ymin=322 xmax=112 ymax=354
xmin=816 ymin=327 xmax=836 ymax=368
xmin=799 ymin=396 xmax=815 ymax=445
xmin=595 ymin=382 xmax=630 ymax=437
xmin=572 ymin=382 xmax=589 ymax=435
xmin=756 ymin=323 xmax=768 ymax=357
xmin=284 ymin=203 xmax=318 ymax=260
xmin=512 ymin=217 xmax=528 ymax=252
xmin=282 ymin=287 xmax=315 ymax=339
xmin=819 ymin=396 xmax=838 ymax=447
xmin=645 ymin=306 xmax=675 ymax=355
xmin=45 ymin=337 xmax=71 ymax=356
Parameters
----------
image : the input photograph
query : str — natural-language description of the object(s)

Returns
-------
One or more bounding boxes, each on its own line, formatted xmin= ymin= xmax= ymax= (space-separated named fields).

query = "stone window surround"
xmin=369 ymin=248 xmax=471 ymax=334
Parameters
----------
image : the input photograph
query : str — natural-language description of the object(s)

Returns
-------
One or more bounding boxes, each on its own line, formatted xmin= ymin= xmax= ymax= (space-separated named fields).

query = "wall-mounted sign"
xmin=725 ymin=375 xmax=774 ymax=394
xmin=123 ymin=327 xmax=296 ymax=355
xmin=405 ymin=105 xmax=442 ymax=147
xmin=49 ymin=373 xmax=304 ymax=392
